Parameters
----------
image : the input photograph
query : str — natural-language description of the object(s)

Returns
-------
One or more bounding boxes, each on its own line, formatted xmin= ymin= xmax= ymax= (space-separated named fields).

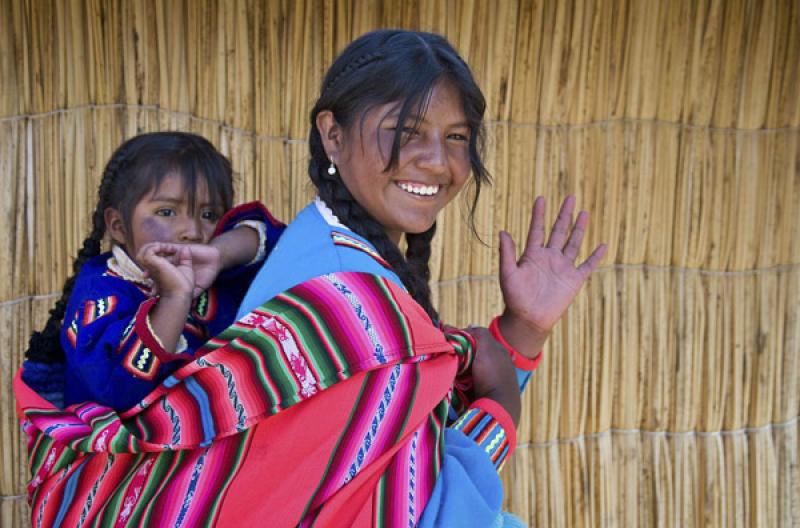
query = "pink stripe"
xmin=293 ymin=281 xmax=376 ymax=368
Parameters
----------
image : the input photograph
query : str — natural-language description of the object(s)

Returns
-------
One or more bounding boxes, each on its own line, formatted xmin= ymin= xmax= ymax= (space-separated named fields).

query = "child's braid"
xmin=24 ymin=147 xmax=131 ymax=363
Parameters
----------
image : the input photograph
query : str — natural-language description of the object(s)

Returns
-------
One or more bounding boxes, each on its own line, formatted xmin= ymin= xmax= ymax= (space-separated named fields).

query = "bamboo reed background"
xmin=1 ymin=0 xmax=798 ymax=526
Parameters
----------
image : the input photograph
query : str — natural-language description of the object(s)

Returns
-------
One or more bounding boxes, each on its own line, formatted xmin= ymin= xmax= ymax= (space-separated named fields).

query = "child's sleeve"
xmin=62 ymin=287 xmax=193 ymax=410
xmin=212 ymin=201 xmax=286 ymax=277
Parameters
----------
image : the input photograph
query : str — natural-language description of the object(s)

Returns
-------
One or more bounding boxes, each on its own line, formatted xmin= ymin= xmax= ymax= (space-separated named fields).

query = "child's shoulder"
xmin=71 ymin=252 xmax=148 ymax=300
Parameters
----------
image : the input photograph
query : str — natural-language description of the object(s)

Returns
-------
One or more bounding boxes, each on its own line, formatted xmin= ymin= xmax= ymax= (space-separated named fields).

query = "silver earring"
xmin=327 ymin=163 xmax=337 ymax=175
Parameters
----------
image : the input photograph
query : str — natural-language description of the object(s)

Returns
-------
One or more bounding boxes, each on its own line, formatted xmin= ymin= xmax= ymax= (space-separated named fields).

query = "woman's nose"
xmin=416 ymin=136 xmax=448 ymax=173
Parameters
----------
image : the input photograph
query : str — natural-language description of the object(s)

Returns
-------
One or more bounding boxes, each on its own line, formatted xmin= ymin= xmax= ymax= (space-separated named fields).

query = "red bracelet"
xmin=489 ymin=316 xmax=543 ymax=371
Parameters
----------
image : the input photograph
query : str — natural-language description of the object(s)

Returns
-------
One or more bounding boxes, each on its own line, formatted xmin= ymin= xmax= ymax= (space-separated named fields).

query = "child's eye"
xmin=156 ymin=208 xmax=176 ymax=217
xmin=448 ymin=133 xmax=469 ymax=142
xmin=201 ymin=210 xmax=220 ymax=222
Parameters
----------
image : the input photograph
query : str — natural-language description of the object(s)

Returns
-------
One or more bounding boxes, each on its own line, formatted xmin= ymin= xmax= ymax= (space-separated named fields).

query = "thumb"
xmin=498 ymin=231 xmax=517 ymax=280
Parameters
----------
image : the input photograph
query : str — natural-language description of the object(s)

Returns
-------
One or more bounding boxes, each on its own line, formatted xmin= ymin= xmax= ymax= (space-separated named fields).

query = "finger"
xmin=526 ymin=196 xmax=547 ymax=249
xmin=563 ymin=210 xmax=589 ymax=261
xmin=178 ymin=245 xmax=193 ymax=266
xmin=577 ymin=243 xmax=608 ymax=280
xmin=498 ymin=231 xmax=518 ymax=279
xmin=547 ymin=195 xmax=575 ymax=250
xmin=193 ymin=286 xmax=203 ymax=299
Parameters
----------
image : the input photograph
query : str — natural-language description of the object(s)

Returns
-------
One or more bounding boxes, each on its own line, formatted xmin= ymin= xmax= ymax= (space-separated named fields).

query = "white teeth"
xmin=397 ymin=182 xmax=440 ymax=196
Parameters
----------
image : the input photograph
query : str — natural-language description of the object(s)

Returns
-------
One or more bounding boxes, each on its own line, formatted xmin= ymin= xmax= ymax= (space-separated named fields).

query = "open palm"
xmin=499 ymin=196 xmax=607 ymax=336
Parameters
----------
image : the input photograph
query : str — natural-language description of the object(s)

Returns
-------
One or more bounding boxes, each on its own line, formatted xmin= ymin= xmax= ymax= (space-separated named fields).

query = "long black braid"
xmin=309 ymin=30 xmax=490 ymax=322
xmin=25 ymin=146 xmax=135 ymax=363
xmin=25 ymin=132 xmax=233 ymax=364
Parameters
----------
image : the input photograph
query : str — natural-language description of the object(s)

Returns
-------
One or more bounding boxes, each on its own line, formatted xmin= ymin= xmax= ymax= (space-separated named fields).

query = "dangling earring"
xmin=327 ymin=162 xmax=337 ymax=175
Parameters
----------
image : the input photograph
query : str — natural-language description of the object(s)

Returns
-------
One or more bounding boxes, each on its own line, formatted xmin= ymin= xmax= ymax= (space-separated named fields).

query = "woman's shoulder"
xmin=236 ymin=202 xmax=402 ymax=317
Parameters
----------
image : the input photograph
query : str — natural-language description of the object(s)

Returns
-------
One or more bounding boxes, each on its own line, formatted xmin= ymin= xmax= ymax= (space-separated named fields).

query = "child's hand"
xmin=180 ymin=244 xmax=223 ymax=297
xmin=498 ymin=196 xmax=607 ymax=356
xmin=465 ymin=327 xmax=521 ymax=427
xmin=136 ymin=243 xmax=195 ymax=300
xmin=137 ymin=242 xmax=223 ymax=298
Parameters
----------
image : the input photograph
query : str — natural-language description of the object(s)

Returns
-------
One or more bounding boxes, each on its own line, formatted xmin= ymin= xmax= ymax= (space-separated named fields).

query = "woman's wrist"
xmin=496 ymin=311 xmax=548 ymax=359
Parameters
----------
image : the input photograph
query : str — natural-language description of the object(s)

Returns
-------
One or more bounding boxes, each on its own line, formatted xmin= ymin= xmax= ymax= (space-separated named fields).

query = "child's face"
xmin=108 ymin=173 xmax=223 ymax=259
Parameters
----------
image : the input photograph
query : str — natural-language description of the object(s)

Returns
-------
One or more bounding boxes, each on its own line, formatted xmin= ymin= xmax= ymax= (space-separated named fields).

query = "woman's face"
xmin=331 ymin=81 xmax=472 ymax=244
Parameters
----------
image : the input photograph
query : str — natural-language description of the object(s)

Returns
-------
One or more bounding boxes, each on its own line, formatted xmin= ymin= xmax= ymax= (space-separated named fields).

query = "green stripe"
xmin=273 ymin=292 xmax=345 ymax=381
xmin=138 ymin=450 xmax=188 ymax=527
xmin=91 ymin=452 xmax=145 ymax=527
xmin=205 ymin=431 xmax=253 ymax=526
xmin=374 ymin=471 xmax=387 ymax=527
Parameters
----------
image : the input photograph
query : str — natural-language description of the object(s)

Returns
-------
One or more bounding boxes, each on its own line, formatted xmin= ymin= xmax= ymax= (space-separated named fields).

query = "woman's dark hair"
xmin=309 ymin=30 xmax=490 ymax=322
xmin=26 ymin=131 xmax=234 ymax=363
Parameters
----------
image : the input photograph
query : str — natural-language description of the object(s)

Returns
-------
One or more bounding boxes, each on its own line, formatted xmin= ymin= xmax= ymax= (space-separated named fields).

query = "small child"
xmin=23 ymin=131 xmax=283 ymax=411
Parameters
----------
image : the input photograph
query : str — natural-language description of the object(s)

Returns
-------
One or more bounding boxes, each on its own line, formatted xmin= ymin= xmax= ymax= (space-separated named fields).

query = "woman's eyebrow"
xmin=388 ymin=112 xmax=470 ymax=129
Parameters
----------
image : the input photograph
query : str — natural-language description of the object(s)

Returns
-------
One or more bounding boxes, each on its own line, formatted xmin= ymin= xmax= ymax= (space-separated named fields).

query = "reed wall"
xmin=1 ymin=0 xmax=798 ymax=526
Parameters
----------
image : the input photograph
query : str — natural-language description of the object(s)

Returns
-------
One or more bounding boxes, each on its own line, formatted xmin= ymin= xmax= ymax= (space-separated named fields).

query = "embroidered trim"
xmin=330 ymin=231 xmax=392 ymax=270
xmin=314 ymin=196 xmax=347 ymax=228
xmin=81 ymin=296 xmax=118 ymax=326
xmin=452 ymin=398 xmax=517 ymax=471
xmin=121 ymin=338 xmax=161 ymax=381
xmin=234 ymin=220 xmax=268 ymax=265
xmin=107 ymin=246 xmax=153 ymax=289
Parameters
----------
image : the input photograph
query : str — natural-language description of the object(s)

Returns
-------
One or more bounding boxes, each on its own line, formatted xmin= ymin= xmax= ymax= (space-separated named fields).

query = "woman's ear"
xmin=316 ymin=110 xmax=344 ymax=164
xmin=104 ymin=208 xmax=127 ymax=246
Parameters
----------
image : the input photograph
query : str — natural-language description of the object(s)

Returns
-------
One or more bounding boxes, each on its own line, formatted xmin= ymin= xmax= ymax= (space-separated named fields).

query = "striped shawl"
xmin=15 ymin=271 xmax=474 ymax=527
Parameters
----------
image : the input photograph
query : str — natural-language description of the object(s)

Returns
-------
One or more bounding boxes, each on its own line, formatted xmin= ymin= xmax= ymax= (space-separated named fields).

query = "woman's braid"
xmin=311 ymin=158 xmax=439 ymax=322
xmin=405 ymin=227 xmax=438 ymax=321
xmin=24 ymin=148 xmax=131 ymax=363
xmin=322 ymin=52 xmax=384 ymax=96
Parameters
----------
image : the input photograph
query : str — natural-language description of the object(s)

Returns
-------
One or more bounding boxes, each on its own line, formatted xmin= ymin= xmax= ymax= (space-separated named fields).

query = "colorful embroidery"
xmin=121 ymin=339 xmax=160 ymax=380
xmin=82 ymin=296 xmax=117 ymax=326
xmin=192 ymin=289 xmax=218 ymax=322
xmin=331 ymin=231 xmax=392 ymax=269
xmin=452 ymin=407 xmax=511 ymax=470
xmin=65 ymin=313 xmax=78 ymax=348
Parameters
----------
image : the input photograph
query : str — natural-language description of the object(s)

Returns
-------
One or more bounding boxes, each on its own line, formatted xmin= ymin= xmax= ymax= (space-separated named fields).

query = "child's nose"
xmin=179 ymin=217 xmax=203 ymax=242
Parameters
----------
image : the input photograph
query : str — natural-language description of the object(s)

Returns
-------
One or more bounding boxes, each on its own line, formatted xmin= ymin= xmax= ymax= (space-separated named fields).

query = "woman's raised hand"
xmin=498 ymin=196 xmax=607 ymax=357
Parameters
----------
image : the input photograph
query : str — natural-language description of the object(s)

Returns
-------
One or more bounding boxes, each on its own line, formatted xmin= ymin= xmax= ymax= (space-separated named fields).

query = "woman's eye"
xmin=448 ymin=133 xmax=469 ymax=142
xmin=156 ymin=208 xmax=175 ymax=217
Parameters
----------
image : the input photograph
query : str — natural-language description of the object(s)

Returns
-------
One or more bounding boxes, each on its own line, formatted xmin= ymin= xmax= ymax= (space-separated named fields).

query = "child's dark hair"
xmin=25 ymin=131 xmax=233 ymax=363
xmin=309 ymin=30 xmax=490 ymax=322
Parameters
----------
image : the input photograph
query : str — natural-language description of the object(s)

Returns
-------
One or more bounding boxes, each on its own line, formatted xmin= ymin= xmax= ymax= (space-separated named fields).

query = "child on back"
xmin=23 ymin=131 xmax=283 ymax=411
